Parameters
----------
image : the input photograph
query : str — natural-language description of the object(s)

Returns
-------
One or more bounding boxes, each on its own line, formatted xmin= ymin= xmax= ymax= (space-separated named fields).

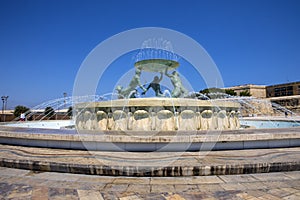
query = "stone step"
xmin=0 ymin=144 xmax=299 ymax=177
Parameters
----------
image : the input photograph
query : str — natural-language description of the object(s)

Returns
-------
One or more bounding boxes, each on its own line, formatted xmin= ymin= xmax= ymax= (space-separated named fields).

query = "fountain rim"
xmin=74 ymin=97 xmax=240 ymax=108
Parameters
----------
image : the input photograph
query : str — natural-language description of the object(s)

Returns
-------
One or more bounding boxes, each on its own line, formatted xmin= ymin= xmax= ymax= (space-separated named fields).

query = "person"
xmin=142 ymin=72 xmax=163 ymax=97
xmin=165 ymin=67 xmax=188 ymax=98
xmin=20 ymin=113 xmax=25 ymax=121
xmin=116 ymin=68 xmax=147 ymax=98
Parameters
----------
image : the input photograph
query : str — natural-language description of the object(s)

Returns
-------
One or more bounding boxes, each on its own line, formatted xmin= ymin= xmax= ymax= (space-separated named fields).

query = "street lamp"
xmin=1 ymin=96 xmax=9 ymax=122
xmin=63 ymin=92 xmax=67 ymax=109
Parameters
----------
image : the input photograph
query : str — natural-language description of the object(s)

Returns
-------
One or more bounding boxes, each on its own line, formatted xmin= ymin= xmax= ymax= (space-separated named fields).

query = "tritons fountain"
xmin=75 ymin=59 xmax=240 ymax=132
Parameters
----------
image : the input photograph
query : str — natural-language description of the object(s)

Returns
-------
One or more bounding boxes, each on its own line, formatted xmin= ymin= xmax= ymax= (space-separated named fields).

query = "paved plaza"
xmin=0 ymin=143 xmax=300 ymax=199
xmin=0 ymin=167 xmax=299 ymax=199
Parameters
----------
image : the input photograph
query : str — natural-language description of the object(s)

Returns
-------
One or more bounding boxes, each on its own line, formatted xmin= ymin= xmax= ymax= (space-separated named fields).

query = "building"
xmin=225 ymin=81 xmax=300 ymax=114
xmin=266 ymin=81 xmax=300 ymax=98
xmin=225 ymin=84 xmax=266 ymax=98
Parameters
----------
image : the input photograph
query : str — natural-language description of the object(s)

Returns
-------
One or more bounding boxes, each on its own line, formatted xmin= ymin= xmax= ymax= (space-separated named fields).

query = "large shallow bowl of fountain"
xmin=134 ymin=59 xmax=179 ymax=72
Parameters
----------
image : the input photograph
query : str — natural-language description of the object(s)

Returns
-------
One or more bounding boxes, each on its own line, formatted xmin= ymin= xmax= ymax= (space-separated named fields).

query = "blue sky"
xmin=0 ymin=0 xmax=299 ymax=108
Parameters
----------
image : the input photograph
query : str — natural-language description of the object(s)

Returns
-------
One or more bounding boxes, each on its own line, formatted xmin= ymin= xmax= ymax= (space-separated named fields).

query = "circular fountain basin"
xmin=75 ymin=98 xmax=241 ymax=131
xmin=134 ymin=59 xmax=179 ymax=72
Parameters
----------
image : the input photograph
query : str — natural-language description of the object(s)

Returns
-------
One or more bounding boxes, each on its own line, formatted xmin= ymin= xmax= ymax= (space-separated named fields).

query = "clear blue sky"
xmin=0 ymin=0 xmax=299 ymax=108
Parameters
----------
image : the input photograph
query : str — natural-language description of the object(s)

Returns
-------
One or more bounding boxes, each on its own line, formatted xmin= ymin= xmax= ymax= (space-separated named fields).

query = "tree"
xmin=13 ymin=105 xmax=30 ymax=118
xmin=239 ymin=90 xmax=251 ymax=96
xmin=225 ymin=89 xmax=237 ymax=96
xmin=44 ymin=106 xmax=55 ymax=119
xmin=67 ymin=106 xmax=73 ymax=117
xmin=199 ymin=87 xmax=224 ymax=94
xmin=199 ymin=88 xmax=226 ymax=99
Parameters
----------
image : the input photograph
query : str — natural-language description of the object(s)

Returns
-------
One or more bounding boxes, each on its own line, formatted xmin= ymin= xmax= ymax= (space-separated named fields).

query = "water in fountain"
xmin=189 ymin=92 xmax=300 ymax=128
xmin=134 ymin=38 xmax=179 ymax=62
xmin=11 ymin=95 xmax=109 ymax=122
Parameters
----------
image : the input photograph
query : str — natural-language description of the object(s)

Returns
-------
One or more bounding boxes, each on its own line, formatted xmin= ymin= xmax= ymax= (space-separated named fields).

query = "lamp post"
xmin=63 ymin=92 xmax=67 ymax=109
xmin=1 ymin=96 xmax=9 ymax=122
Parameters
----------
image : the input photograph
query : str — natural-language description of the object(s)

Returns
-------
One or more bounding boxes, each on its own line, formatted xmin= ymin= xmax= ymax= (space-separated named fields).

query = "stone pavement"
xmin=0 ymin=144 xmax=300 ymax=176
xmin=0 ymin=167 xmax=299 ymax=199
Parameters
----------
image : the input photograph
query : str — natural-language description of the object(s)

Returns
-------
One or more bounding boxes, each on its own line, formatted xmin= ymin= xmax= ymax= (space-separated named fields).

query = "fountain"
xmin=75 ymin=59 xmax=240 ymax=132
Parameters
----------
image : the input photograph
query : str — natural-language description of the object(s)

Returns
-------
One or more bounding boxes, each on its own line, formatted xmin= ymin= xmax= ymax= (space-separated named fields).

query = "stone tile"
xmin=48 ymin=188 xmax=78 ymax=200
xmin=283 ymin=171 xmax=300 ymax=180
xmin=34 ymin=171 xmax=81 ymax=182
xmin=119 ymin=194 xmax=143 ymax=200
xmin=150 ymin=185 xmax=176 ymax=193
xmin=77 ymin=189 xmax=104 ymax=200
xmin=0 ymin=167 xmax=29 ymax=177
xmin=113 ymin=177 xmax=150 ymax=185
xmin=252 ymin=172 xmax=292 ymax=182
xmin=6 ymin=184 xmax=33 ymax=200
xmin=163 ymin=193 xmax=186 ymax=200
xmin=257 ymin=193 xmax=282 ymax=200
xmin=262 ymin=180 xmax=291 ymax=189
xmin=126 ymin=184 xmax=151 ymax=194
xmin=246 ymin=190 xmax=269 ymax=198
xmin=31 ymin=186 xmax=49 ymax=200
xmin=102 ymin=183 xmax=129 ymax=192
xmin=200 ymin=197 xmax=218 ymax=200
xmin=241 ymin=181 xmax=270 ymax=190
xmin=139 ymin=193 xmax=166 ymax=200
xmin=236 ymin=192 xmax=259 ymax=199
xmin=76 ymin=176 xmax=115 ymax=183
xmin=174 ymin=184 xmax=200 ymax=194
xmin=150 ymin=177 xmax=189 ymax=185
xmin=281 ymin=187 xmax=300 ymax=194
xmin=187 ymin=176 xmax=224 ymax=184
xmin=215 ymin=190 xmax=246 ymax=200
xmin=282 ymin=193 xmax=300 ymax=200
xmin=176 ymin=193 xmax=212 ymax=200
xmin=197 ymin=184 xmax=225 ymax=193
xmin=218 ymin=174 xmax=258 ymax=183
xmin=219 ymin=182 xmax=247 ymax=191
xmin=100 ymin=192 xmax=119 ymax=200
xmin=267 ymin=188 xmax=292 ymax=198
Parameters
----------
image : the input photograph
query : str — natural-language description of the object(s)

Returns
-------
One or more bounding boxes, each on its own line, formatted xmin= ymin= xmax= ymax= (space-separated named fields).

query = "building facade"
xmin=226 ymin=81 xmax=300 ymax=114
xmin=266 ymin=81 xmax=300 ymax=98
xmin=225 ymin=84 xmax=266 ymax=98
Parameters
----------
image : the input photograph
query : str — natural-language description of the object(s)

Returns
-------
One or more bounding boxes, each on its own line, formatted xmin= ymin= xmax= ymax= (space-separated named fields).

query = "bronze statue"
xmin=116 ymin=68 xmax=146 ymax=98
xmin=165 ymin=67 xmax=188 ymax=98
xmin=142 ymin=72 xmax=164 ymax=97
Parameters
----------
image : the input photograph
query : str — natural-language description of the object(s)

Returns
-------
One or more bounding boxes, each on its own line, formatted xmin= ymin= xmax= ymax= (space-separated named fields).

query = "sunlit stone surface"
xmin=75 ymin=98 xmax=240 ymax=131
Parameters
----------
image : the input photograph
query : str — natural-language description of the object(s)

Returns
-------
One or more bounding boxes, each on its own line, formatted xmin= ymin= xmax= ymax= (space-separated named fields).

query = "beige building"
xmin=225 ymin=84 xmax=266 ymax=98
xmin=226 ymin=81 xmax=300 ymax=114
xmin=266 ymin=81 xmax=300 ymax=98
